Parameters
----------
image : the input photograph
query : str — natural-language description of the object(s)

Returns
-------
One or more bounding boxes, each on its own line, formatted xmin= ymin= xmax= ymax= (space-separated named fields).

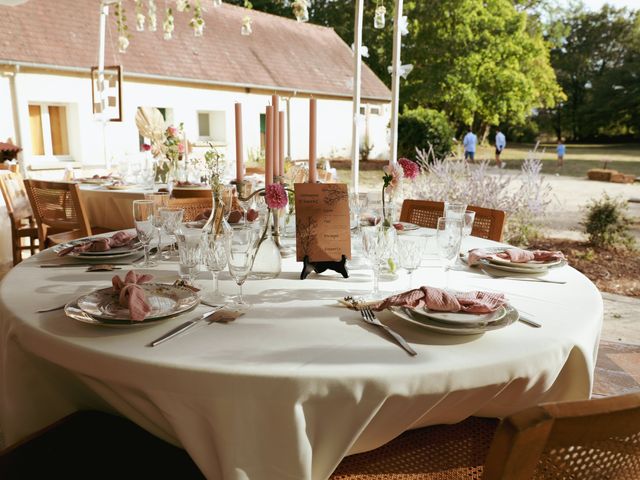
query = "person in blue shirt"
xmin=495 ymin=129 xmax=506 ymax=168
xmin=557 ymin=139 xmax=566 ymax=169
xmin=463 ymin=128 xmax=477 ymax=163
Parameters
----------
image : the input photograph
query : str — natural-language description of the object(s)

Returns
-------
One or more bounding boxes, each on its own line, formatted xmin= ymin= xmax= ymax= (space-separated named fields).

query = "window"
xmin=359 ymin=106 xmax=366 ymax=115
xmin=370 ymin=106 xmax=381 ymax=115
xmin=28 ymin=104 xmax=70 ymax=158
xmin=197 ymin=111 xmax=226 ymax=143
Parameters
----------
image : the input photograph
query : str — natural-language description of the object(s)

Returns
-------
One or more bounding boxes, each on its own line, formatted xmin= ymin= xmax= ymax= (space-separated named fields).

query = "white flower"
xmin=136 ymin=13 xmax=145 ymax=31
xmin=176 ymin=0 xmax=189 ymax=12
xmin=118 ymin=35 xmax=129 ymax=53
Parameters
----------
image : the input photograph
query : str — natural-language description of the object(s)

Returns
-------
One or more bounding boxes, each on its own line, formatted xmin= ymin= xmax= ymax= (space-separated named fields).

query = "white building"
xmin=0 ymin=0 xmax=391 ymax=175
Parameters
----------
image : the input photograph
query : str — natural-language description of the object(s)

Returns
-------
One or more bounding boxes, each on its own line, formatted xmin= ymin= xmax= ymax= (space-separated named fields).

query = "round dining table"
xmin=0 ymin=233 xmax=602 ymax=480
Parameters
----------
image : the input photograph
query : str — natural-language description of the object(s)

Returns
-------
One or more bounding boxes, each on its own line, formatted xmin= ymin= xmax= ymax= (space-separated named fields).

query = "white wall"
xmin=1 ymin=71 xmax=391 ymax=173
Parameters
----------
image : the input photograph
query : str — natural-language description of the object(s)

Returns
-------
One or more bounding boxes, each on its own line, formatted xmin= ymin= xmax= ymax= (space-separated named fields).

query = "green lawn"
xmin=335 ymin=143 xmax=640 ymax=181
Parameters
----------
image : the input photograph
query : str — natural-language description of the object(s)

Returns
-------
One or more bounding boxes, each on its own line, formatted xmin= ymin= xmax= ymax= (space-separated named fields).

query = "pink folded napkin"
xmin=112 ymin=271 xmax=154 ymax=321
xmin=57 ymin=231 xmax=137 ymax=256
xmin=374 ymin=286 xmax=507 ymax=314
xmin=467 ymin=247 xmax=565 ymax=266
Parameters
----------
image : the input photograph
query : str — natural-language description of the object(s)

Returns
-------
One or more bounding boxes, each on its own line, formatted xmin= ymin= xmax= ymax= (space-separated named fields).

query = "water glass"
xmin=225 ymin=227 xmax=258 ymax=309
xmin=444 ymin=202 xmax=467 ymax=221
xmin=144 ymin=192 xmax=170 ymax=257
xmin=436 ymin=217 xmax=463 ymax=288
xmin=462 ymin=210 xmax=476 ymax=238
xmin=397 ymin=235 xmax=428 ymax=290
xmin=176 ymin=225 xmax=203 ymax=284
xmin=132 ymin=199 xmax=157 ymax=267
xmin=202 ymin=232 xmax=229 ymax=303
xmin=361 ymin=225 xmax=397 ymax=299
xmin=159 ymin=207 xmax=184 ymax=260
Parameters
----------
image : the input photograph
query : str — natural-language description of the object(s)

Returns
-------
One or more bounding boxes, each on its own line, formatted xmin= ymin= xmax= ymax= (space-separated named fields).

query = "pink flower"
xmin=398 ymin=158 xmax=419 ymax=180
xmin=383 ymin=163 xmax=402 ymax=194
xmin=178 ymin=142 xmax=185 ymax=153
xmin=166 ymin=126 xmax=178 ymax=137
xmin=142 ymin=143 xmax=151 ymax=152
xmin=265 ymin=183 xmax=288 ymax=210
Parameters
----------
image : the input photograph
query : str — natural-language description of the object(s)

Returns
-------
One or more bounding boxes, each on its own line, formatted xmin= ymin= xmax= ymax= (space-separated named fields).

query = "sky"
xmin=581 ymin=0 xmax=639 ymax=10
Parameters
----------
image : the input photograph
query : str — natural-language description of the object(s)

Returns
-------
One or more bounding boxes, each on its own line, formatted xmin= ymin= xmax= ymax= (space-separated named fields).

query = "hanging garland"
xmin=163 ymin=6 xmax=175 ymax=40
xmin=292 ymin=0 xmax=308 ymax=23
xmin=148 ymin=0 xmax=157 ymax=31
xmin=115 ymin=1 xmax=130 ymax=53
xmin=135 ymin=0 xmax=145 ymax=30
xmin=190 ymin=0 xmax=204 ymax=36
xmin=374 ymin=1 xmax=385 ymax=29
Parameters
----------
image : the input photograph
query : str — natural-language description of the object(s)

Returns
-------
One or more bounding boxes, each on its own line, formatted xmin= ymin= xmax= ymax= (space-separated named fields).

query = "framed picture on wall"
xmin=91 ymin=65 xmax=123 ymax=122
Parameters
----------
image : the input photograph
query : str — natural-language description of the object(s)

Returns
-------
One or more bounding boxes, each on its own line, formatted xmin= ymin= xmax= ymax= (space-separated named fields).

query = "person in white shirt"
xmin=463 ymin=128 xmax=477 ymax=162
xmin=495 ymin=129 xmax=506 ymax=167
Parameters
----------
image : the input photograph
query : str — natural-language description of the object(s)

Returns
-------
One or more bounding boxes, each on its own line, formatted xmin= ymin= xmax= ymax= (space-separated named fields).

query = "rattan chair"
xmin=0 ymin=172 xmax=39 ymax=264
xmin=331 ymin=393 xmax=640 ymax=480
xmin=168 ymin=197 xmax=213 ymax=222
xmin=399 ymin=200 xmax=506 ymax=241
xmin=24 ymin=179 xmax=93 ymax=248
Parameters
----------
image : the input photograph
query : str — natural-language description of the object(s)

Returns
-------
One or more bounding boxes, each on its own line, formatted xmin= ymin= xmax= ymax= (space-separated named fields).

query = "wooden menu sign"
xmin=294 ymin=183 xmax=351 ymax=263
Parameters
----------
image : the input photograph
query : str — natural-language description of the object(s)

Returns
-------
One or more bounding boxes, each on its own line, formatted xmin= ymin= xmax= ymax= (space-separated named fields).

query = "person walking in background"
xmin=463 ymin=128 xmax=477 ymax=163
xmin=495 ymin=128 xmax=506 ymax=168
xmin=556 ymin=139 xmax=566 ymax=171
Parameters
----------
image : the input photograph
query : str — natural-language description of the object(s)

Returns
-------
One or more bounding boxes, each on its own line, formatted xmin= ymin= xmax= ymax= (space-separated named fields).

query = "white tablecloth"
xmin=0 ymin=235 xmax=602 ymax=480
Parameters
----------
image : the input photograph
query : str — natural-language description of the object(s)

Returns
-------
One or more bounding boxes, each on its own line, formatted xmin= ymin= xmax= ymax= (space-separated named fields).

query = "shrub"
xmin=398 ymin=107 xmax=454 ymax=162
xmin=582 ymin=193 xmax=635 ymax=249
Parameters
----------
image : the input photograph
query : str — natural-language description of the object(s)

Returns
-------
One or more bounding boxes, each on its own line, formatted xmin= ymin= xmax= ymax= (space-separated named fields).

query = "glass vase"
xmin=250 ymin=210 xmax=281 ymax=279
xmin=203 ymin=188 xmax=230 ymax=236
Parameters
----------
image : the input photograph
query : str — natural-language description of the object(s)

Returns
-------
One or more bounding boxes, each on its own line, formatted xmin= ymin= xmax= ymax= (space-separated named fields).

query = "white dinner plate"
xmin=53 ymin=240 xmax=143 ymax=261
xmin=74 ymin=243 xmax=143 ymax=257
xmin=478 ymin=259 xmax=549 ymax=275
xmin=390 ymin=304 xmax=518 ymax=335
xmin=488 ymin=256 xmax=562 ymax=269
xmin=75 ymin=283 xmax=199 ymax=322
xmin=411 ymin=304 xmax=508 ymax=325
xmin=394 ymin=222 xmax=420 ymax=232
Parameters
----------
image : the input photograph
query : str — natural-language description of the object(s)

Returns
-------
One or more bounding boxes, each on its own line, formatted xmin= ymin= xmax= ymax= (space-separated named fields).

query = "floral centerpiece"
xmin=382 ymin=157 xmax=419 ymax=225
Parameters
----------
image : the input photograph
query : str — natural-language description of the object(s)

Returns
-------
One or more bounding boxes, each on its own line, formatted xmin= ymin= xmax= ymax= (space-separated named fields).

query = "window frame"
xmin=28 ymin=102 xmax=73 ymax=162
xmin=196 ymin=110 xmax=227 ymax=144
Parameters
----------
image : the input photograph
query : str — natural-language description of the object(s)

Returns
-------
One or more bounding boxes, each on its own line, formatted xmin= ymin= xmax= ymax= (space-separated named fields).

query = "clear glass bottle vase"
xmin=251 ymin=209 xmax=281 ymax=279
xmin=202 ymin=188 xmax=230 ymax=235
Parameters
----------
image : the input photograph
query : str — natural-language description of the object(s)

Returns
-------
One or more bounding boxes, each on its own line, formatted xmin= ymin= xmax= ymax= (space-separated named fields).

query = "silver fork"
xmin=345 ymin=297 xmax=417 ymax=356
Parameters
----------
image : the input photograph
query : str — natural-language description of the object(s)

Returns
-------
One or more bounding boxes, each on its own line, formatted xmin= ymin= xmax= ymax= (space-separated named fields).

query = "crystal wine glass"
xmin=436 ymin=217 xmax=463 ymax=288
xmin=144 ymin=192 xmax=170 ymax=258
xmin=361 ymin=225 xmax=397 ymax=299
xmin=158 ymin=206 xmax=184 ymax=260
xmin=397 ymin=234 xmax=428 ymax=290
xmin=225 ymin=226 xmax=258 ymax=310
xmin=175 ymin=224 xmax=203 ymax=285
xmin=202 ymin=232 xmax=229 ymax=304
xmin=462 ymin=210 xmax=476 ymax=238
xmin=132 ymin=199 xmax=157 ymax=267
xmin=444 ymin=202 xmax=467 ymax=221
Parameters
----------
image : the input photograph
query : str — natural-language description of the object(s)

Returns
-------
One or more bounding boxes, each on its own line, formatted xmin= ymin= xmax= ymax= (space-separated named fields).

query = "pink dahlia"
xmin=265 ymin=183 xmax=288 ymax=210
xmin=398 ymin=158 xmax=419 ymax=180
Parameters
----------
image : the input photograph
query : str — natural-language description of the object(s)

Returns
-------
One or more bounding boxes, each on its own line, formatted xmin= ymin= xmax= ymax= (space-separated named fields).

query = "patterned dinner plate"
xmin=52 ymin=239 xmax=143 ymax=260
xmin=410 ymin=304 xmax=508 ymax=325
xmin=75 ymin=283 xmax=199 ymax=322
xmin=390 ymin=304 xmax=518 ymax=335
xmin=487 ymin=256 xmax=562 ymax=270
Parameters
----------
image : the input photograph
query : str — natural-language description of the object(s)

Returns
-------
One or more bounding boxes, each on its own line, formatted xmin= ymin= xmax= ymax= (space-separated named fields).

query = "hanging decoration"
xmin=148 ymin=0 xmax=157 ymax=31
xmin=241 ymin=15 xmax=252 ymax=36
xmin=388 ymin=64 xmax=414 ymax=79
xmin=351 ymin=43 xmax=369 ymax=58
xmin=176 ymin=0 xmax=190 ymax=12
xmin=400 ymin=15 xmax=409 ymax=36
xmin=134 ymin=0 xmax=145 ymax=31
xmin=190 ymin=0 xmax=205 ymax=36
xmin=374 ymin=1 xmax=385 ymax=29
xmin=292 ymin=0 xmax=309 ymax=23
xmin=212 ymin=0 xmax=222 ymax=6
xmin=115 ymin=1 xmax=130 ymax=53
xmin=163 ymin=7 xmax=175 ymax=40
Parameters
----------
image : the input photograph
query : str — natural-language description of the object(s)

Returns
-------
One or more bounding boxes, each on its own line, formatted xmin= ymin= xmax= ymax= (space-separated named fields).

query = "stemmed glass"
xmin=397 ymin=235 xmax=428 ymax=290
xmin=144 ymin=192 xmax=170 ymax=258
xmin=444 ymin=202 xmax=467 ymax=221
xmin=361 ymin=225 xmax=397 ymax=299
xmin=225 ymin=227 xmax=258 ymax=310
xmin=236 ymin=181 xmax=254 ymax=225
xmin=436 ymin=217 xmax=463 ymax=289
xmin=462 ymin=210 xmax=476 ymax=239
xmin=202 ymin=232 xmax=229 ymax=303
xmin=175 ymin=224 xmax=203 ymax=285
xmin=158 ymin=207 xmax=184 ymax=260
xmin=132 ymin=200 xmax=157 ymax=267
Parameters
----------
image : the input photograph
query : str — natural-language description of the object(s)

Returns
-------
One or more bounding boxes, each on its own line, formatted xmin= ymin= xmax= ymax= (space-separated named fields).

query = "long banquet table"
xmin=0 ymin=234 xmax=602 ymax=479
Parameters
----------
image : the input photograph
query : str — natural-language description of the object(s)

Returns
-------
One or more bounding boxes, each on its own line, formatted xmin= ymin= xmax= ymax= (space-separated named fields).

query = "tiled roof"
xmin=0 ymin=0 xmax=391 ymax=101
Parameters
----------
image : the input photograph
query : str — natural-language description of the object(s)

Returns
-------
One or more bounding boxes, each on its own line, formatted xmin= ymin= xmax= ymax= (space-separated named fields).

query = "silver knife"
xmin=147 ymin=309 xmax=221 ymax=347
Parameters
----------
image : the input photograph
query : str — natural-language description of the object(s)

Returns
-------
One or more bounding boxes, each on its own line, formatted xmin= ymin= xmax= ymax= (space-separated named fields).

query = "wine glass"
xmin=436 ymin=217 xmax=463 ymax=288
xmin=444 ymin=202 xmax=467 ymax=221
xmin=225 ymin=227 xmax=258 ymax=310
xmin=158 ymin=207 xmax=184 ymax=260
xmin=361 ymin=225 xmax=397 ymax=299
xmin=132 ymin=199 xmax=157 ymax=267
xmin=462 ymin=210 xmax=476 ymax=238
xmin=236 ymin=180 xmax=254 ymax=224
xmin=175 ymin=224 xmax=203 ymax=285
xmin=202 ymin=232 xmax=229 ymax=303
xmin=221 ymin=185 xmax=235 ymax=222
xmin=144 ymin=192 xmax=170 ymax=258
xmin=397 ymin=235 xmax=428 ymax=290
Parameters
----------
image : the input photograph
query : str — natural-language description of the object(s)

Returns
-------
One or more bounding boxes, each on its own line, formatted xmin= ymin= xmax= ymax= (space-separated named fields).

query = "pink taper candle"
xmin=308 ymin=98 xmax=317 ymax=183
xmin=279 ymin=111 xmax=285 ymax=175
xmin=234 ymin=103 xmax=244 ymax=183
xmin=272 ymin=95 xmax=280 ymax=177
xmin=265 ymin=106 xmax=274 ymax=186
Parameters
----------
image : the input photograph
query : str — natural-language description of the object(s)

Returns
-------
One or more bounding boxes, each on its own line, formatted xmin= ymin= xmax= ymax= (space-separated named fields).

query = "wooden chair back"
xmin=399 ymin=199 xmax=506 ymax=241
xmin=168 ymin=197 xmax=213 ymax=222
xmin=0 ymin=172 xmax=34 ymax=222
xmin=0 ymin=163 xmax=19 ymax=173
xmin=170 ymin=188 xmax=212 ymax=199
xmin=484 ymin=392 xmax=640 ymax=479
xmin=24 ymin=179 xmax=92 ymax=247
